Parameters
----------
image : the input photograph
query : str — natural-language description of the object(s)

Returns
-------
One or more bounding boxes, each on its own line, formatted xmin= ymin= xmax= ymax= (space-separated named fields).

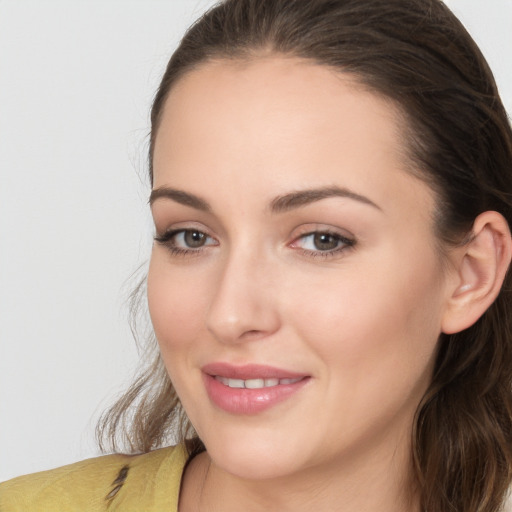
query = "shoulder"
xmin=0 ymin=444 xmax=188 ymax=512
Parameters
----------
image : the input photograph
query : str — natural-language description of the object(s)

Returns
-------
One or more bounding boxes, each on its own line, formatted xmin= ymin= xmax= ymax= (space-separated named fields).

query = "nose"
xmin=205 ymin=247 xmax=281 ymax=344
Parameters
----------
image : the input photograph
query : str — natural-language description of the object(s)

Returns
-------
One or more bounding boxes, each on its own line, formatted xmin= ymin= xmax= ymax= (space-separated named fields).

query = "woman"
xmin=2 ymin=0 xmax=512 ymax=511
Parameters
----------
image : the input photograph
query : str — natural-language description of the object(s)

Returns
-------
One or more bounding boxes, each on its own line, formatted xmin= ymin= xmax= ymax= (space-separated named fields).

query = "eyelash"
xmin=154 ymin=228 xmax=356 ymax=259
xmin=154 ymin=229 xmax=217 ymax=257
xmin=290 ymin=231 xmax=356 ymax=259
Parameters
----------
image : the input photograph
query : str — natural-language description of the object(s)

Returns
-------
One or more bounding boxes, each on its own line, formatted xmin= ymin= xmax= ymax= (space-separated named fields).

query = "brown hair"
xmin=97 ymin=1 xmax=512 ymax=510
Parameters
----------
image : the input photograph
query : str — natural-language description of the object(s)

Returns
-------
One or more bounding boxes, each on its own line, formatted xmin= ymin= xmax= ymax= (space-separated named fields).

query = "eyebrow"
xmin=149 ymin=187 xmax=211 ymax=211
xmin=269 ymin=186 xmax=381 ymax=213
xmin=149 ymin=185 xmax=381 ymax=213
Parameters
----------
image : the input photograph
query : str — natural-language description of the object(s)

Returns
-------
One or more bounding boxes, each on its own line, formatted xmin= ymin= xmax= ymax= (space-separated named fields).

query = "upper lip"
xmin=202 ymin=362 xmax=308 ymax=380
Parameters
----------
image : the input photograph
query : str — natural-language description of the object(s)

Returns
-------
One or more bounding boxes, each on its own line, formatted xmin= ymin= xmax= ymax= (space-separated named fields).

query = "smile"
xmin=202 ymin=363 xmax=310 ymax=415
xmin=214 ymin=376 xmax=303 ymax=389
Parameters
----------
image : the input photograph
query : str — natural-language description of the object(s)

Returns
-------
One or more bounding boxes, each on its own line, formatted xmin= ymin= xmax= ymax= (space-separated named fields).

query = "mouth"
xmin=213 ymin=376 xmax=304 ymax=389
xmin=201 ymin=363 xmax=310 ymax=415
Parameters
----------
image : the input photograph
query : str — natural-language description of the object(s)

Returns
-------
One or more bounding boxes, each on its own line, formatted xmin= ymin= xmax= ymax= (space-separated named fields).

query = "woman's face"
xmin=148 ymin=57 xmax=453 ymax=480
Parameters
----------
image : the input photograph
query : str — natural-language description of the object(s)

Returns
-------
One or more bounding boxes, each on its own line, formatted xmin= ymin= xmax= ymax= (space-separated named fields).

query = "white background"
xmin=1 ymin=0 xmax=511 ymax=482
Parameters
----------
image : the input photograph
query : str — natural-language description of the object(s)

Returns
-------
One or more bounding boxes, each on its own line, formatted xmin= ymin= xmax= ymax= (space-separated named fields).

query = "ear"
xmin=441 ymin=211 xmax=512 ymax=334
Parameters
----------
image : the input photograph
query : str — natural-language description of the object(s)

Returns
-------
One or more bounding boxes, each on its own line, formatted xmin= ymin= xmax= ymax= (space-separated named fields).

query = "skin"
xmin=147 ymin=57 xmax=471 ymax=512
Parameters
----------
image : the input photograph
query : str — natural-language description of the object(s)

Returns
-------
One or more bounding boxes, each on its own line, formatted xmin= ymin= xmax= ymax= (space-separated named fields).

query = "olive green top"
xmin=0 ymin=444 xmax=187 ymax=511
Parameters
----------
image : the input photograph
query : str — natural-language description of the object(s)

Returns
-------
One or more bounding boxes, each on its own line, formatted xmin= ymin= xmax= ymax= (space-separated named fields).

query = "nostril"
xmin=239 ymin=329 xmax=267 ymax=341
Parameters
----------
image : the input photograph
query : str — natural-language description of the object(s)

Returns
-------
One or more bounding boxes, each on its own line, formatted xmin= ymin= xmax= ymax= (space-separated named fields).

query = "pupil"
xmin=314 ymin=233 xmax=338 ymax=250
xmin=185 ymin=230 xmax=206 ymax=248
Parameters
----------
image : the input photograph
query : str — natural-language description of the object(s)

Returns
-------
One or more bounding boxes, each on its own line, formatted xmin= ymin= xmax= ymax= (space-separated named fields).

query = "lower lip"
xmin=203 ymin=374 xmax=310 ymax=415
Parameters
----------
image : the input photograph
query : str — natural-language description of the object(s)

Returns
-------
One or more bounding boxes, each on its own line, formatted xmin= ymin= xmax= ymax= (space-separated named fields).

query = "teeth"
xmin=215 ymin=376 xmax=302 ymax=388
xmin=228 ymin=378 xmax=245 ymax=388
xmin=280 ymin=378 xmax=300 ymax=385
xmin=245 ymin=378 xmax=278 ymax=389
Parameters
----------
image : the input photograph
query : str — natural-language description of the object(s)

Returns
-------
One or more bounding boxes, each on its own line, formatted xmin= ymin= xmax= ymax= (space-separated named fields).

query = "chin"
xmin=199 ymin=428 xmax=311 ymax=481
xmin=211 ymin=449 xmax=306 ymax=481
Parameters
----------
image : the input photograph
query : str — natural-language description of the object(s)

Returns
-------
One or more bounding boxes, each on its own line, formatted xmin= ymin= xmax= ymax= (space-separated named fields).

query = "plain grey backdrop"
xmin=1 ymin=0 xmax=511 ymax=482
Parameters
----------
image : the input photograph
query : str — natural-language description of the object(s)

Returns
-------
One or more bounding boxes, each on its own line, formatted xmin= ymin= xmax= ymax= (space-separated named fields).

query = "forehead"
xmin=158 ymin=56 xmax=404 ymax=152
xmin=152 ymin=56 xmax=434 ymax=221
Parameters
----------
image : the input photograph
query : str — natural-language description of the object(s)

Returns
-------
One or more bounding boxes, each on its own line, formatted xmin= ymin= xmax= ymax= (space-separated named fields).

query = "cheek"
xmin=147 ymin=252 xmax=210 ymax=357
xmin=285 ymin=271 xmax=442 ymax=452
xmin=287 ymin=250 xmax=444 ymax=405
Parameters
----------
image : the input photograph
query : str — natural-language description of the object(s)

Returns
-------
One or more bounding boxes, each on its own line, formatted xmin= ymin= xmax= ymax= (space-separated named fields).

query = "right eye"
xmin=154 ymin=228 xmax=218 ymax=254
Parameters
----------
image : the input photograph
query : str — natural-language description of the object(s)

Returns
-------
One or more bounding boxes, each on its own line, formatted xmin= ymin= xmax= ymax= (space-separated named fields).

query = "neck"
xmin=179 ymin=430 xmax=420 ymax=512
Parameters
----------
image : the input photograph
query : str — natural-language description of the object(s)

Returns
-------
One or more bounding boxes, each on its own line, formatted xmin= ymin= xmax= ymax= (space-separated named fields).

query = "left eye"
xmin=293 ymin=232 xmax=354 ymax=252
xmin=175 ymin=230 xmax=211 ymax=248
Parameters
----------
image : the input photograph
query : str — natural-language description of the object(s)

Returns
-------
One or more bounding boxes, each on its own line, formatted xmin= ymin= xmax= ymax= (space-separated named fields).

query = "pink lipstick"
xmin=202 ymin=363 xmax=310 ymax=415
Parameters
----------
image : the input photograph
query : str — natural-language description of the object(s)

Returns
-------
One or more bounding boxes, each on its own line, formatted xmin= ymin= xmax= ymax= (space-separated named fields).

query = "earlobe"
xmin=441 ymin=211 xmax=512 ymax=335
